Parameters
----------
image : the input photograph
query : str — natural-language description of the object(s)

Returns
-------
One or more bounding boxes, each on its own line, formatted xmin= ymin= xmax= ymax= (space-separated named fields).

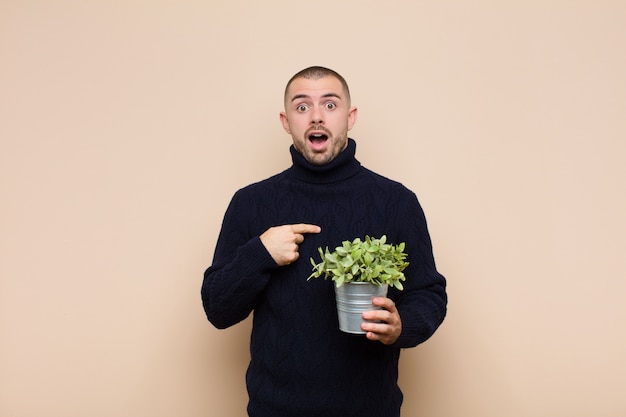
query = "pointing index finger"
xmin=290 ymin=223 xmax=322 ymax=235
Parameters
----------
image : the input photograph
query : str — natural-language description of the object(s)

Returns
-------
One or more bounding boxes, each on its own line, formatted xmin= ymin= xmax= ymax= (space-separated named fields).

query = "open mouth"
xmin=308 ymin=133 xmax=329 ymax=145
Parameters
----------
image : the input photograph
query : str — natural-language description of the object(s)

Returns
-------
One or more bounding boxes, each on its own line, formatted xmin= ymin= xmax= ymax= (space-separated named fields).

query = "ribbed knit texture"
xmin=202 ymin=139 xmax=447 ymax=417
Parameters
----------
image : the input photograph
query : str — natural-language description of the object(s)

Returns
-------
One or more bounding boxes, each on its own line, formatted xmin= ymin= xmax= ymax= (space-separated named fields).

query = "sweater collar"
xmin=288 ymin=138 xmax=361 ymax=183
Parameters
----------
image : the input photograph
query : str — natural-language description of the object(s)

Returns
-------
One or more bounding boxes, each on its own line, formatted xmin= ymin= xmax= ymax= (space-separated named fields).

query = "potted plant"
xmin=308 ymin=235 xmax=409 ymax=334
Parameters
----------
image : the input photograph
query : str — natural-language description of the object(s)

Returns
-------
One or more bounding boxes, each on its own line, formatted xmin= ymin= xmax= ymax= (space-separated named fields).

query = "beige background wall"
xmin=1 ymin=1 xmax=625 ymax=416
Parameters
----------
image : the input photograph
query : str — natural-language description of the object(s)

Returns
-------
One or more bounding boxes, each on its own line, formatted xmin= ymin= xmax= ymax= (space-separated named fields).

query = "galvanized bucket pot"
xmin=334 ymin=282 xmax=388 ymax=334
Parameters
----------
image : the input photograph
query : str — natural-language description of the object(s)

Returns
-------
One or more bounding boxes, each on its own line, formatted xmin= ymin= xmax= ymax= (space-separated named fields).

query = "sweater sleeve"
xmin=391 ymin=191 xmax=447 ymax=349
xmin=201 ymin=190 xmax=278 ymax=329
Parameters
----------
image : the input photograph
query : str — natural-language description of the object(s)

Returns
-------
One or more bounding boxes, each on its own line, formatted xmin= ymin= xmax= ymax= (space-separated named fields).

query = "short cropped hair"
xmin=284 ymin=66 xmax=351 ymax=105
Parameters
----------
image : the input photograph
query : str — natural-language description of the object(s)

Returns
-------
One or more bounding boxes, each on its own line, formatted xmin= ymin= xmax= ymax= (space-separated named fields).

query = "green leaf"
xmin=325 ymin=253 xmax=338 ymax=263
xmin=335 ymin=275 xmax=345 ymax=287
xmin=384 ymin=267 xmax=399 ymax=275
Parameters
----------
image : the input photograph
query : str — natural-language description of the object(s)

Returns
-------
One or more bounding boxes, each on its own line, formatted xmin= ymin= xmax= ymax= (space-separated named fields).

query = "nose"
xmin=310 ymin=105 xmax=324 ymax=125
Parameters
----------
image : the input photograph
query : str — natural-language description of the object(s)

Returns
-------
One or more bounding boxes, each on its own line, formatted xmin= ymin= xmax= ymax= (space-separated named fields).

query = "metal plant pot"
xmin=334 ymin=282 xmax=388 ymax=334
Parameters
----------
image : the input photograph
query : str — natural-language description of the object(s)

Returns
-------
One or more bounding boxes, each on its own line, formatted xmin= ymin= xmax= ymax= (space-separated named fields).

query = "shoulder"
xmin=359 ymin=166 xmax=416 ymax=197
xmin=233 ymin=169 xmax=290 ymax=197
xmin=225 ymin=170 xmax=295 ymax=215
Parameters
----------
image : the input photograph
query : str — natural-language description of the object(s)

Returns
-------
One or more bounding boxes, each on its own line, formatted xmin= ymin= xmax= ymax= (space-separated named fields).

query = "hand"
xmin=361 ymin=297 xmax=402 ymax=345
xmin=260 ymin=223 xmax=321 ymax=266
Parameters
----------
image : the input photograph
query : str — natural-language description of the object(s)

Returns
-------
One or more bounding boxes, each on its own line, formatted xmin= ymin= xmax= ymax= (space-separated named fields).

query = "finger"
xmin=363 ymin=322 xmax=390 ymax=336
xmin=362 ymin=309 xmax=392 ymax=323
xmin=372 ymin=297 xmax=397 ymax=312
xmin=365 ymin=330 xmax=393 ymax=344
xmin=363 ymin=322 xmax=399 ymax=345
xmin=290 ymin=223 xmax=321 ymax=235
xmin=366 ymin=331 xmax=380 ymax=342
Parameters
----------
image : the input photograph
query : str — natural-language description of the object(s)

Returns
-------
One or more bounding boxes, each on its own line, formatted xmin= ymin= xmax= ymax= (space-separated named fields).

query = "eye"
xmin=296 ymin=104 xmax=309 ymax=112
xmin=324 ymin=102 xmax=337 ymax=110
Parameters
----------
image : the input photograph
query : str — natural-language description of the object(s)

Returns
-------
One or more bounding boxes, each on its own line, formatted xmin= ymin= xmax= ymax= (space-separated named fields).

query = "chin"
xmin=305 ymin=152 xmax=333 ymax=166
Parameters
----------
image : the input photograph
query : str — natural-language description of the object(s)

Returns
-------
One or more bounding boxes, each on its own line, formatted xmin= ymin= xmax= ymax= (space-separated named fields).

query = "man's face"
xmin=280 ymin=76 xmax=357 ymax=166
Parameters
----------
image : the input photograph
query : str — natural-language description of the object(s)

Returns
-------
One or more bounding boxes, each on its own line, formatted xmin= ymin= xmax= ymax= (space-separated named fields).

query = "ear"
xmin=279 ymin=111 xmax=291 ymax=134
xmin=347 ymin=106 xmax=358 ymax=131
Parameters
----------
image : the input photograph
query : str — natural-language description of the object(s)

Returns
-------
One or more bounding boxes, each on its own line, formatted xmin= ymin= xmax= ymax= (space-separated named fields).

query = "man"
xmin=202 ymin=66 xmax=447 ymax=417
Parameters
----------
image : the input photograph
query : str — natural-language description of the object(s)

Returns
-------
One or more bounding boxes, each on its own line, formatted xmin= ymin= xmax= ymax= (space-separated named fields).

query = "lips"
xmin=306 ymin=126 xmax=331 ymax=145
xmin=309 ymin=133 xmax=328 ymax=144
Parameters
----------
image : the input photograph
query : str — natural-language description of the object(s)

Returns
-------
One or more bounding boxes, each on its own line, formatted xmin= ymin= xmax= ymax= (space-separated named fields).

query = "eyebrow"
xmin=290 ymin=92 xmax=342 ymax=102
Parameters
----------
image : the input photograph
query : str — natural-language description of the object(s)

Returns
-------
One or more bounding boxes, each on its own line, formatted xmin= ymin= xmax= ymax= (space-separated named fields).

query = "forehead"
xmin=286 ymin=76 xmax=346 ymax=102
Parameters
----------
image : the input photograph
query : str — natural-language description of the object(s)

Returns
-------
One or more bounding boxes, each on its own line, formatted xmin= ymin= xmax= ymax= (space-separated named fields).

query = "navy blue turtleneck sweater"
xmin=202 ymin=139 xmax=447 ymax=417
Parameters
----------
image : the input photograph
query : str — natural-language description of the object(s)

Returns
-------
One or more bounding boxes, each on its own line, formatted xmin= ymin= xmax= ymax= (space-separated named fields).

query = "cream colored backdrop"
xmin=1 ymin=1 xmax=625 ymax=416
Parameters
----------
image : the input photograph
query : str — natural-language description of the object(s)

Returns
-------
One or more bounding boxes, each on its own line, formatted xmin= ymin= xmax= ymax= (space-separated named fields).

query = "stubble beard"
xmin=297 ymin=131 xmax=348 ymax=166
